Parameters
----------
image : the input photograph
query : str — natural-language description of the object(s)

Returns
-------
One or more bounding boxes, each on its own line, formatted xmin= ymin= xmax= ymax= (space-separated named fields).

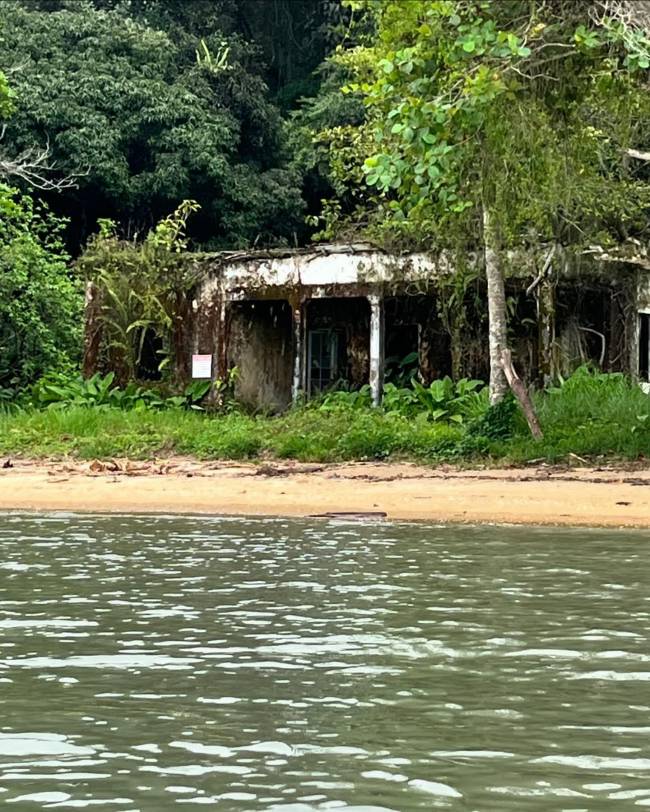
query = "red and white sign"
xmin=191 ymin=354 xmax=212 ymax=379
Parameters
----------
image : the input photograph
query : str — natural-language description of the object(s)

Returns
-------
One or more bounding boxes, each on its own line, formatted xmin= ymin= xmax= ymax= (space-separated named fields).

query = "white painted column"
xmin=215 ymin=298 xmax=227 ymax=381
xmin=368 ymin=293 xmax=385 ymax=407
xmin=632 ymin=274 xmax=646 ymax=380
xmin=291 ymin=302 xmax=305 ymax=405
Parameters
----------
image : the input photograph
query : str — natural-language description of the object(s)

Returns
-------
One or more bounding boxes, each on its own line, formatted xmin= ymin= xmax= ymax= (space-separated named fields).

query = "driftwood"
xmin=499 ymin=348 xmax=544 ymax=440
xmin=627 ymin=148 xmax=650 ymax=162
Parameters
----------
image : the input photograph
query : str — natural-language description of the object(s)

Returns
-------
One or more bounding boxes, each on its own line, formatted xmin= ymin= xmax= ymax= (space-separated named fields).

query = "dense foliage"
xmin=0 ymin=184 xmax=81 ymax=397
xmin=0 ymin=0 xmax=337 ymax=249
xmin=30 ymin=371 xmax=213 ymax=411
xmin=316 ymin=0 xmax=650 ymax=250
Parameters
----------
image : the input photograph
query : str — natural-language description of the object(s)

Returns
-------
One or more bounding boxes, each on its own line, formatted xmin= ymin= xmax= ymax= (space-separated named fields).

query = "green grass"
xmin=496 ymin=370 xmax=650 ymax=464
xmin=0 ymin=405 xmax=463 ymax=463
xmin=2 ymin=368 xmax=649 ymax=465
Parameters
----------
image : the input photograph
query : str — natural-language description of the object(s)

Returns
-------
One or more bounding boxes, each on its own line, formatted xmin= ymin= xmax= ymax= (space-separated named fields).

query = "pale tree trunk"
xmin=499 ymin=349 xmax=543 ymax=439
xmin=482 ymin=207 xmax=543 ymax=439
xmin=483 ymin=207 xmax=508 ymax=404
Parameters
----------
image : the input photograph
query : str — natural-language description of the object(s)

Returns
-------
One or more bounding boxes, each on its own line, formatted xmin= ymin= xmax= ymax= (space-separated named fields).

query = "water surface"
xmin=0 ymin=514 xmax=648 ymax=810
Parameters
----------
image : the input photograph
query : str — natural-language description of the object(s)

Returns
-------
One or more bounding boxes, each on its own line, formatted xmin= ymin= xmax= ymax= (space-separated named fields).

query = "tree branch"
xmin=499 ymin=348 xmax=543 ymax=440
xmin=526 ymin=243 xmax=556 ymax=297
xmin=0 ymin=125 xmax=81 ymax=191
xmin=592 ymin=0 xmax=650 ymax=34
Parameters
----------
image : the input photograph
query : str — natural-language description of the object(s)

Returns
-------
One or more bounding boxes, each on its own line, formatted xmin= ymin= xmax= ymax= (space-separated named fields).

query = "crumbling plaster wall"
xmin=188 ymin=247 xmax=643 ymax=400
xmin=228 ymin=301 xmax=293 ymax=411
xmin=219 ymin=247 xmax=443 ymax=296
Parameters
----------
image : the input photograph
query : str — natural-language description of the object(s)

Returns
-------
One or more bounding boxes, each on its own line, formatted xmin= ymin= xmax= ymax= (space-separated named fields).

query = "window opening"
xmin=308 ymin=329 xmax=339 ymax=395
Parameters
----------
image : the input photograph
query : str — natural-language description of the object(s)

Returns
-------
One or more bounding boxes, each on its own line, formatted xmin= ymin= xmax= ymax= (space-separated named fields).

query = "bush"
xmin=0 ymin=185 xmax=82 ymax=392
xmin=312 ymin=376 xmax=490 ymax=425
xmin=29 ymin=372 xmax=213 ymax=411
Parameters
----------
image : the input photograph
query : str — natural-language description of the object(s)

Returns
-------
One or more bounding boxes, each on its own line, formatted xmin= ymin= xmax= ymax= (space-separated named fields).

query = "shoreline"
xmin=2 ymin=458 xmax=650 ymax=528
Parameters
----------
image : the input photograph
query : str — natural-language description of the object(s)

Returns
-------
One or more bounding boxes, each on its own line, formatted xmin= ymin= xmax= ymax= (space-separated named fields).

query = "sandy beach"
xmin=1 ymin=458 xmax=649 ymax=527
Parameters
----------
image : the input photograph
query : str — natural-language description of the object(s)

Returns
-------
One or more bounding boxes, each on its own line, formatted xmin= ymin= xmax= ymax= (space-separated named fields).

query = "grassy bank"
xmin=0 ymin=406 xmax=462 ymax=462
xmin=1 ymin=368 xmax=649 ymax=465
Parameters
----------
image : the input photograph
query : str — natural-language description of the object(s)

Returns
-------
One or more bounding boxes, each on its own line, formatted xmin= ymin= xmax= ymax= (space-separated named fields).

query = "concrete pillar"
xmin=291 ymin=301 xmax=305 ymax=405
xmin=630 ymin=274 xmax=643 ymax=380
xmin=216 ymin=298 xmax=228 ymax=381
xmin=368 ymin=293 xmax=385 ymax=407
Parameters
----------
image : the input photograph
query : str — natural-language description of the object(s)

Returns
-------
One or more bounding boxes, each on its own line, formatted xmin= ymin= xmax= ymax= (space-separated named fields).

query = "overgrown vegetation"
xmin=313 ymin=0 xmax=650 ymax=403
xmin=319 ymin=377 xmax=487 ymax=423
xmin=2 ymin=367 xmax=649 ymax=465
xmin=2 ymin=0 xmax=650 ymax=468
xmin=77 ymin=201 xmax=201 ymax=385
xmin=28 ymin=372 xmax=213 ymax=412
xmin=0 ymin=185 xmax=81 ymax=397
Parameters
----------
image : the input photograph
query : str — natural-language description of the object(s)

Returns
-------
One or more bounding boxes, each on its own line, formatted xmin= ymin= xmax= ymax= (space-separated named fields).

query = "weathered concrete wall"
xmin=217 ymin=246 xmax=443 ymax=298
xmin=228 ymin=301 xmax=293 ymax=412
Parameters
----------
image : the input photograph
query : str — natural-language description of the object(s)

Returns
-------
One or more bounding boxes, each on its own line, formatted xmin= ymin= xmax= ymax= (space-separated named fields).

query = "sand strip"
xmin=1 ymin=459 xmax=650 ymax=527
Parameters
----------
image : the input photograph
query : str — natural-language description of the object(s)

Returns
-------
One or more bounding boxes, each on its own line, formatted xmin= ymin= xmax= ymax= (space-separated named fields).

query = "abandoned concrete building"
xmin=84 ymin=242 xmax=650 ymax=410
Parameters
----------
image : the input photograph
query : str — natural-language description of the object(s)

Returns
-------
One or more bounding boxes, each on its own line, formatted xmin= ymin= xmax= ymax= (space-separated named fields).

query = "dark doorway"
xmin=307 ymin=328 xmax=344 ymax=394
xmin=385 ymin=324 xmax=419 ymax=386
xmin=305 ymin=298 xmax=371 ymax=393
xmin=639 ymin=313 xmax=650 ymax=381
xmin=136 ymin=328 xmax=163 ymax=380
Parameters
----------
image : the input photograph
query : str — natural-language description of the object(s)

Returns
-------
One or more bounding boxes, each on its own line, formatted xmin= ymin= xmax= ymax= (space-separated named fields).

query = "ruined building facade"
xmin=84 ymin=242 xmax=649 ymax=410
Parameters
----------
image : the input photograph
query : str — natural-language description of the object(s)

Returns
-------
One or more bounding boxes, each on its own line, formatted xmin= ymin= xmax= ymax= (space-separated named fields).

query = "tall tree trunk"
xmin=82 ymin=280 xmax=103 ymax=379
xmin=483 ymin=207 xmax=508 ymax=404
xmin=482 ymin=208 xmax=544 ymax=439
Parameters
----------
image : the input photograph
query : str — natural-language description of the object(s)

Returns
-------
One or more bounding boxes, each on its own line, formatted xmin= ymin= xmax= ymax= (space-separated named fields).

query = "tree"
xmin=0 ymin=183 xmax=82 ymax=393
xmin=318 ymin=0 xmax=650 ymax=413
xmin=0 ymin=0 xmax=305 ymax=249
xmin=0 ymin=70 xmax=13 ymax=119
xmin=0 ymin=69 xmax=81 ymax=393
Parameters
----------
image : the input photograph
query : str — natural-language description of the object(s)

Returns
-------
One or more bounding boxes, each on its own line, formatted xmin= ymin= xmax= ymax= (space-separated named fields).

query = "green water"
xmin=0 ymin=514 xmax=648 ymax=810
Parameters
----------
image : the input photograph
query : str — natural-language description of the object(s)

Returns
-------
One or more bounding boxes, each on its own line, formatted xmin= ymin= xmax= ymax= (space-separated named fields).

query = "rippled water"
xmin=0 ymin=514 xmax=649 ymax=810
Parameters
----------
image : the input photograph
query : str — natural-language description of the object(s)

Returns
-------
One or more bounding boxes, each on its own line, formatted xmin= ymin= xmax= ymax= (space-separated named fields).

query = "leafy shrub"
xmin=382 ymin=382 xmax=419 ymax=414
xmin=467 ymin=395 xmax=518 ymax=441
xmin=385 ymin=350 xmax=419 ymax=386
xmin=30 ymin=372 xmax=213 ymax=411
xmin=411 ymin=376 xmax=487 ymax=423
xmin=313 ymin=376 xmax=489 ymax=425
xmin=317 ymin=383 xmax=372 ymax=411
xmin=0 ymin=185 xmax=82 ymax=391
